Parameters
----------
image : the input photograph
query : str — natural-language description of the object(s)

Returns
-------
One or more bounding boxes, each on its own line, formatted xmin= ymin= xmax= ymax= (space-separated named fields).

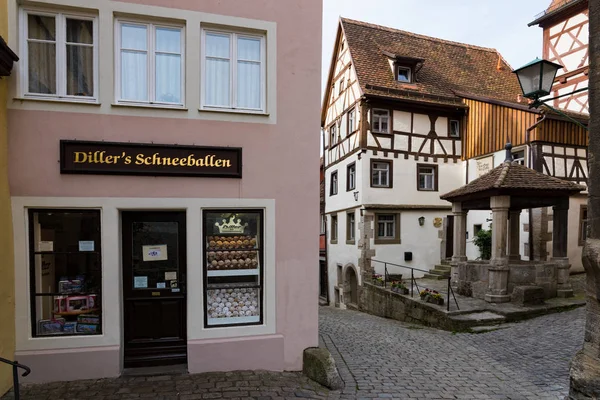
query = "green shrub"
xmin=473 ymin=228 xmax=492 ymax=260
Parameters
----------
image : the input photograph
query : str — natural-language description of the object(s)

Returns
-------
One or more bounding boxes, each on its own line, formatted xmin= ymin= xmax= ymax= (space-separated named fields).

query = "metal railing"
xmin=371 ymin=259 xmax=459 ymax=312
xmin=0 ymin=357 xmax=31 ymax=400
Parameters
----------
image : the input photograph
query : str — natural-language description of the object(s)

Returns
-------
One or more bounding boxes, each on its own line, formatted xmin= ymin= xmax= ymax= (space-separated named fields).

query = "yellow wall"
xmin=0 ymin=0 xmax=16 ymax=396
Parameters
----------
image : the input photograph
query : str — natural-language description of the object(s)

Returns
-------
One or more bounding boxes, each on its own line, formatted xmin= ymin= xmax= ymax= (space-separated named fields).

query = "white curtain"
xmin=27 ymin=15 xmax=56 ymax=94
xmin=66 ymin=19 xmax=94 ymax=97
xmin=237 ymin=37 xmax=260 ymax=109
xmin=156 ymin=27 xmax=181 ymax=104
xmin=205 ymin=33 xmax=230 ymax=107
xmin=121 ymin=24 xmax=147 ymax=101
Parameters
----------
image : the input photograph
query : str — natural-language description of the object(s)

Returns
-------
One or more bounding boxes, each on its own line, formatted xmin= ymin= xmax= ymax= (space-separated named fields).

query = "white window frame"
xmin=200 ymin=28 xmax=267 ymax=113
xmin=347 ymin=212 xmax=355 ymax=241
xmin=19 ymin=8 xmax=99 ymax=102
xmin=372 ymin=161 xmax=390 ymax=187
xmin=348 ymin=108 xmax=356 ymax=134
xmin=418 ymin=166 xmax=436 ymax=191
xmin=347 ymin=163 xmax=356 ymax=191
xmin=114 ymin=19 xmax=185 ymax=108
xmin=377 ymin=214 xmax=395 ymax=239
xmin=449 ymin=119 xmax=460 ymax=138
xmin=372 ymin=109 xmax=390 ymax=133
xmin=330 ymin=171 xmax=338 ymax=196
xmin=329 ymin=124 xmax=337 ymax=146
xmin=397 ymin=66 xmax=412 ymax=83
xmin=512 ymin=149 xmax=526 ymax=165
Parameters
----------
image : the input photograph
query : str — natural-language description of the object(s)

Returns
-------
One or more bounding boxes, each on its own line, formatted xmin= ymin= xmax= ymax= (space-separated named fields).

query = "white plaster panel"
xmin=555 ymin=146 xmax=565 ymax=155
xmin=543 ymin=145 xmax=553 ymax=153
xmin=555 ymin=158 xmax=566 ymax=177
xmin=549 ymin=23 xmax=562 ymax=36
xmin=413 ymin=114 xmax=430 ymax=135
xmin=566 ymin=159 xmax=575 ymax=177
xmin=393 ymin=111 xmax=412 ymax=133
xmin=325 ymin=156 xmax=362 ymax=214
xmin=566 ymin=147 xmax=576 ymax=156
xmin=435 ymin=117 xmax=448 ymax=137
xmin=433 ymin=140 xmax=446 ymax=155
xmin=555 ymin=35 xmax=571 ymax=54
xmin=580 ymin=160 xmax=588 ymax=176
xmin=412 ymin=137 xmax=424 ymax=152
xmin=367 ymin=132 xmax=377 ymax=147
xmin=578 ymin=148 xmax=586 ymax=158
xmin=456 ymin=144 xmax=461 ymax=157
xmin=567 ymin=13 xmax=588 ymax=28
xmin=394 ymin=135 xmax=409 ymax=151
xmin=378 ymin=137 xmax=392 ymax=149
xmin=544 ymin=156 xmax=554 ymax=175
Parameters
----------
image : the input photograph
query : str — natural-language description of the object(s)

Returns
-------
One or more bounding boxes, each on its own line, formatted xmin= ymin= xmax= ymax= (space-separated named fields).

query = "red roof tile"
xmin=341 ymin=18 xmax=523 ymax=106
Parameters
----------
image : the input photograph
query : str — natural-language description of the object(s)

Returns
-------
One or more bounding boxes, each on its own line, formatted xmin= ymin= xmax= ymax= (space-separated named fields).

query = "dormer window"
xmin=397 ymin=66 xmax=412 ymax=83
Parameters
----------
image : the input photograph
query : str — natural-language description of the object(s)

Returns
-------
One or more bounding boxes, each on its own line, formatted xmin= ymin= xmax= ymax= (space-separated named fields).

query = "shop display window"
xmin=203 ymin=210 xmax=263 ymax=327
xmin=28 ymin=210 xmax=102 ymax=336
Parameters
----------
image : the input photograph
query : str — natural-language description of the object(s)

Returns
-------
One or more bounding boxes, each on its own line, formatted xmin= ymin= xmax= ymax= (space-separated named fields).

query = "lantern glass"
xmin=513 ymin=58 xmax=562 ymax=100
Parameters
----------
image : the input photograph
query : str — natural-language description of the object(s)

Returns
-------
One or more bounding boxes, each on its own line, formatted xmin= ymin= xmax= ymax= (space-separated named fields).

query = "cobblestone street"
xmin=3 ymin=306 xmax=585 ymax=400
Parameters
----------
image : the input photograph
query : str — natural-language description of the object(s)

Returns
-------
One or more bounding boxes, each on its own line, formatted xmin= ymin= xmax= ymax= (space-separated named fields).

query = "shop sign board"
xmin=60 ymin=140 xmax=242 ymax=178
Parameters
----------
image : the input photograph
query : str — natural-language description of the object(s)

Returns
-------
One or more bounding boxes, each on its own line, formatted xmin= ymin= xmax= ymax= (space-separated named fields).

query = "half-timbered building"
xmin=322 ymin=18 xmax=588 ymax=309
xmin=529 ymin=0 xmax=589 ymax=114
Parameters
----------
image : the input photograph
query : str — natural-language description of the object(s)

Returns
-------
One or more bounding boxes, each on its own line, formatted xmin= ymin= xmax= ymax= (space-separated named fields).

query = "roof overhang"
xmin=528 ymin=0 xmax=587 ymax=27
xmin=0 ymin=36 xmax=19 ymax=77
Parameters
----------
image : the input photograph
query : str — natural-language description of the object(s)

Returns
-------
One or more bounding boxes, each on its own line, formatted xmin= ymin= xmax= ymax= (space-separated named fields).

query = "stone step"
xmin=434 ymin=265 xmax=452 ymax=272
xmin=449 ymin=311 xmax=507 ymax=330
xmin=427 ymin=268 xmax=451 ymax=276
xmin=440 ymin=259 xmax=451 ymax=266
xmin=423 ymin=273 xmax=447 ymax=280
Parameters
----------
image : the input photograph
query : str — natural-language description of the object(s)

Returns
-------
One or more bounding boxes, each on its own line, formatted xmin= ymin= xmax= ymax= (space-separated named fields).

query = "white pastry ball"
xmin=242 ymin=306 xmax=248 ymax=311
xmin=232 ymin=311 xmax=239 ymax=317
xmin=216 ymin=297 xmax=222 ymax=303
xmin=212 ymin=302 xmax=219 ymax=308
xmin=225 ymin=302 xmax=232 ymax=307
xmin=245 ymin=310 xmax=252 ymax=316
xmin=232 ymin=302 xmax=239 ymax=307
xmin=216 ymin=307 xmax=223 ymax=314
xmin=225 ymin=311 xmax=232 ymax=317
xmin=249 ymin=306 xmax=256 ymax=311
xmin=251 ymin=301 xmax=258 ymax=307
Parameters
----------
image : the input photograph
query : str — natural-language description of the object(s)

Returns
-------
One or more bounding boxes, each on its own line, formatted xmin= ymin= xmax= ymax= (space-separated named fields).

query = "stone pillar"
xmin=552 ymin=198 xmax=573 ymax=298
xmin=451 ymin=202 xmax=467 ymax=262
xmin=486 ymin=196 xmax=511 ymax=303
xmin=508 ymin=210 xmax=521 ymax=261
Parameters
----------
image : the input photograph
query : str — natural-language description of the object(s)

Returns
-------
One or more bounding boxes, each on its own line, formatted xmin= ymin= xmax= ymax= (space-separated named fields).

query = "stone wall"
xmin=360 ymin=283 xmax=459 ymax=331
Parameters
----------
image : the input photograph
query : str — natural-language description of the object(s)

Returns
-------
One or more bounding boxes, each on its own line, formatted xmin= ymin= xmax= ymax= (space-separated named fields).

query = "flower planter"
xmin=391 ymin=287 xmax=409 ymax=295
xmin=426 ymin=296 xmax=444 ymax=306
xmin=373 ymin=280 xmax=385 ymax=287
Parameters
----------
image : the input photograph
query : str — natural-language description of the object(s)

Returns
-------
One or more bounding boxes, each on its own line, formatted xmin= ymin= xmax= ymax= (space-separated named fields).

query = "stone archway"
xmin=343 ymin=264 xmax=358 ymax=306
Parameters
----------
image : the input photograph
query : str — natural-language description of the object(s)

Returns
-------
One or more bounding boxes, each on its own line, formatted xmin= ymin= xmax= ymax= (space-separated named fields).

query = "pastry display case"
xmin=203 ymin=210 xmax=263 ymax=327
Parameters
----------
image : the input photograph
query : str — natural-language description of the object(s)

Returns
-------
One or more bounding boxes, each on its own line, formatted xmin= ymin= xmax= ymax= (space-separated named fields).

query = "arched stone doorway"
xmin=343 ymin=264 xmax=358 ymax=306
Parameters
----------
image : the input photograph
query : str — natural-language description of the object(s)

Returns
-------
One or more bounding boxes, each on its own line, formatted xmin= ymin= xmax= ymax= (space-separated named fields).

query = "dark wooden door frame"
xmin=121 ymin=211 xmax=187 ymax=368
xmin=445 ymin=215 xmax=454 ymax=259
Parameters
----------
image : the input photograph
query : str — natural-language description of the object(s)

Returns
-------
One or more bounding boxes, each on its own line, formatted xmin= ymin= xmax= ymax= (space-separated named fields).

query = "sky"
xmin=321 ymin=0 xmax=551 ymax=93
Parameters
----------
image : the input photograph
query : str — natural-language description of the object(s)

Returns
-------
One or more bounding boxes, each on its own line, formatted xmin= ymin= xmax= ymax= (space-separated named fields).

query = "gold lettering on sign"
xmin=73 ymin=150 xmax=233 ymax=168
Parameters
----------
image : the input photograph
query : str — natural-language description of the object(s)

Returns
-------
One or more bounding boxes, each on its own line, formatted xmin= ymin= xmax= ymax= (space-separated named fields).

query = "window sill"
xmin=346 ymin=239 xmax=356 ymax=245
xmin=417 ymin=189 xmax=438 ymax=192
xmin=371 ymin=185 xmax=392 ymax=189
xmin=374 ymin=238 xmax=401 ymax=245
xmin=330 ymin=240 xmax=338 ymax=245
xmin=199 ymin=107 xmax=269 ymax=117
xmin=372 ymin=131 xmax=391 ymax=135
xmin=14 ymin=97 xmax=100 ymax=106
xmin=112 ymin=103 xmax=188 ymax=111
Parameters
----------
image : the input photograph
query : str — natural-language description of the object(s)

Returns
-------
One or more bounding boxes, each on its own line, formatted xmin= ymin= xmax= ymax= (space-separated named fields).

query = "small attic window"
xmin=397 ymin=66 xmax=412 ymax=83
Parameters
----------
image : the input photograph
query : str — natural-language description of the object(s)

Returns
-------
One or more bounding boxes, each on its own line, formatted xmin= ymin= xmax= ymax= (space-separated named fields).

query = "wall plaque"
xmin=60 ymin=140 xmax=242 ymax=178
xmin=475 ymin=156 xmax=493 ymax=178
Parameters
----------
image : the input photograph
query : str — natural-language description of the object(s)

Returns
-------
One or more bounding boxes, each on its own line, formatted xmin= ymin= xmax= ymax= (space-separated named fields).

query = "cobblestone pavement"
xmin=320 ymin=306 xmax=585 ymax=400
xmin=2 ymin=306 xmax=585 ymax=400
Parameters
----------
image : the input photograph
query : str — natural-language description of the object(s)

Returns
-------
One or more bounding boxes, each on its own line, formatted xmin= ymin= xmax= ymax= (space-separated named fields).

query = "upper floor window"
xmin=201 ymin=29 xmax=266 ymax=112
xmin=348 ymin=108 xmax=356 ymax=134
xmin=397 ymin=66 xmax=411 ymax=83
xmin=330 ymin=171 xmax=338 ymax=196
xmin=417 ymin=164 xmax=438 ymax=191
xmin=320 ymin=214 xmax=326 ymax=235
xmin=331 ymin=215 xmax=338 ymax=243
xmin=21 ymin=10 xmax=97 ymax=101
xmin=116 ymin=20 xmax=184 ymax=106
xmin=347 ymin=163 xmax=356 ymax=191
xmin=329 ymin=124 xmax=337 ymax=146
xmin=339 ymin=79 xmax=345 ymax=95
xmin=347 ymin=212 xmax=356 ymax=242
xmin=449 ymin=119 xmax=460 ymax=138
xmin=512 ymin=150 xmax=525 ymax=165
xmin=371 ymin=160 xmax=391 ymax=188
xmin=372 ymin=109 xmax=390 ymax=133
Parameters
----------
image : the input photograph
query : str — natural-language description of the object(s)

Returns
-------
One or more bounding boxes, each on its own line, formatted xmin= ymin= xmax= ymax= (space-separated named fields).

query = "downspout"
xmin=526 ymin=114 xmax=547 ymax=260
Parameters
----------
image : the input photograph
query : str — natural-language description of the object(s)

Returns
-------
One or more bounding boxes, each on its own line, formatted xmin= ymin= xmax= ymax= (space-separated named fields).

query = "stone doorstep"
xmin=428 ymin=268 xmax=451 ymax=277
xmin=423 ymin=273 xmax=447 ymax=280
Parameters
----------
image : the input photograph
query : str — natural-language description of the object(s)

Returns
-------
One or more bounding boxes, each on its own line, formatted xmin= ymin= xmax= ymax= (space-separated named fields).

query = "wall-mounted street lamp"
xmin=353 ymin=191 xmax=359 ymax=201
xmin=418 ymin=216 xmax=425 ymax=226
xmin=513 ymin=58 xmax=588 ymax=131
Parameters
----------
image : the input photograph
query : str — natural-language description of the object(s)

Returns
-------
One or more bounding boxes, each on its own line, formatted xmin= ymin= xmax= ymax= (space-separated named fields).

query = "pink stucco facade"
xmin=7 ymin=0 xmax=322 ymax=382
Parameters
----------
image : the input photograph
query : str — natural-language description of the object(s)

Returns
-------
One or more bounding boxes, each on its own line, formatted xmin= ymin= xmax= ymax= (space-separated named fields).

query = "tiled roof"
xmin=529 ymin=0 xmax=587 ymax=26
xmin=440 ymin=161 xmax=585 ymax=201
xmin=341 ymin=18 xmax=523 ymax=106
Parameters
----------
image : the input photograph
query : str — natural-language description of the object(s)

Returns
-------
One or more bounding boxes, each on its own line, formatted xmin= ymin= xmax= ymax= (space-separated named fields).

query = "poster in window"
xmin=142 ymin=244 xmax=168 ymax=261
